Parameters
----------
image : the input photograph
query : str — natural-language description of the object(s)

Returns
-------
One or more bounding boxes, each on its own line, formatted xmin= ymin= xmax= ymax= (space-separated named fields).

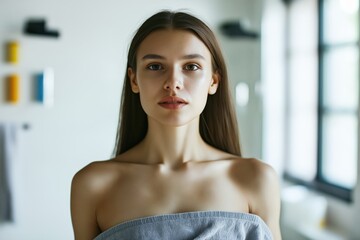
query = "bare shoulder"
xmin=72 ymin=160 xmax=119 ymax=194
xmin=70 ymin=159 xmax=126 ymax=239
xmin=71 ymin=160 xmax=121 ymax=220
xmin=228 ymin=157 xmax=280 ymax=207
xmin=71 ymin=155 xmax=142 ymax=196
xmin=228 ymin=157 xmax=282 ymax=240
xmin=227 ymin=157 xmax=276 ymax=181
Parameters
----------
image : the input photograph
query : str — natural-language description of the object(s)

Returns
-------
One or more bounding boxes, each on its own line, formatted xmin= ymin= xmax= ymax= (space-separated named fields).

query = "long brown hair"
xmin=114 ymin=10 xmax=241 ymax=156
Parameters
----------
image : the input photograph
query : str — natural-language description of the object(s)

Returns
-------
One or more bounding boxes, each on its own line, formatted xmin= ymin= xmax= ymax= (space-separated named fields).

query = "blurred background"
xmin=0 ymin=0 xmax=359 ymax=239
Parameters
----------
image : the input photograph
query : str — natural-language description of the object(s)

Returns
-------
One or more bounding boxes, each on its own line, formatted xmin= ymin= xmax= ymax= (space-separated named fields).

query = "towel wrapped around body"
xmin=94 ymin=211 xmax=273 ymax=240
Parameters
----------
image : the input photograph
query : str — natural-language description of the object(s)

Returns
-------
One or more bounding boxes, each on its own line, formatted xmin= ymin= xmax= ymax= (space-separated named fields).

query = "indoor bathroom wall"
xmin=0 ymin=0 xmax=263 ymax=239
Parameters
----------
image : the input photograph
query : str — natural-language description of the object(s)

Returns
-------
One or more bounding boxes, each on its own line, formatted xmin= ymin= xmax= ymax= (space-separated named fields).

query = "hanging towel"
xmin=0 ymin=123 xmax=18 ymax=222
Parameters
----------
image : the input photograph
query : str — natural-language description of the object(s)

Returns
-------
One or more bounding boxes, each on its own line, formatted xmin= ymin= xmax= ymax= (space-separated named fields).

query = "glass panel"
xmin=323 ymin=0 xmax=359 ymax=44
xmin=287 ymin=0 xmax=318 ymax=182
xmin=289 ymin=0 xmax=318 ymax=51
xmin=288 ymin=53 xmax=318 ymax=180
xmin=289 ymin=53 xmax=318 ymax=109
xmin=321 ymin=114 xmax=358 ymax=188
xmin=323 ymin=46 xmax=359 ymax=110
xmin=288 ymin=112 xmax=318 ymax=181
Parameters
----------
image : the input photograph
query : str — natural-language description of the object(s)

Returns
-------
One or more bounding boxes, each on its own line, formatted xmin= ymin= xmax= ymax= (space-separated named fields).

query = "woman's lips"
xmin=158 ymin=96 xmax=188 ymax=109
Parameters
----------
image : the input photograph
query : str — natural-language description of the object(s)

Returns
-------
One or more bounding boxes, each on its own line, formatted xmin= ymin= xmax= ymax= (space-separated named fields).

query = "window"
xmin=284 ymin=0 xmax=359 ymax=201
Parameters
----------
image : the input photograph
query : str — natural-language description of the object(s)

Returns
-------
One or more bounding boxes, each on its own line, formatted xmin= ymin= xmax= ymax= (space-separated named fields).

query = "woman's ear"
xmin=128 ymin=68 xmax=139 ymax=93
xmin=208 ymin=72 xmax=220 ymax=95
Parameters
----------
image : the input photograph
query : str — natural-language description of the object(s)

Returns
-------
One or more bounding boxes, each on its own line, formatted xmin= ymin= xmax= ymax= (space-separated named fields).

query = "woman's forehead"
xmin=137 ymin=29 xmax=211 ymax=60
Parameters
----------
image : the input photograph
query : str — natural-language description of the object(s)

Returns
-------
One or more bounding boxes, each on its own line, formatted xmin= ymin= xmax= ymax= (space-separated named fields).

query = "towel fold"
xmin=0 ymin=123 xmax=18 ymax=222
xmin=94 ymin=211 xmax=273 ymax=240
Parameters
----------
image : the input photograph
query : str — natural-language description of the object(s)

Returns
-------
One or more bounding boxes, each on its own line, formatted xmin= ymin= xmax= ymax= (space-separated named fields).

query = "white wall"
xmin=0 ymin=0 xmax=262 ymax=239
xmin=218 ymin=1 xmax=264 ymax=159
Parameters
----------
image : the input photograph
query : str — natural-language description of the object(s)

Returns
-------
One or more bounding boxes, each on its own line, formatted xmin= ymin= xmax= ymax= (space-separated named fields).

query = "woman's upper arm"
xmin=248 ymin=160 xmax=282 ymax=240
xmin=71 ymin=165 xmax=102 ymax=240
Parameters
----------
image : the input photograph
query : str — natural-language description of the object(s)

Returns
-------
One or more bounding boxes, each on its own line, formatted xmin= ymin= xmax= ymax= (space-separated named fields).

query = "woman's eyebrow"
xmin=181 ymin=54 xmax=205 ymax=60
xmin=141 ymin=53 xmax=206 ymax=60
xmin=141 ymin=54 xmax=165 ymax=60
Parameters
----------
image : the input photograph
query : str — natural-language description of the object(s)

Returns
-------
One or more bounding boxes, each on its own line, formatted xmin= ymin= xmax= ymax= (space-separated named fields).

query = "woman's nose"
xmin=163 ymin=68 xmax=183 ymax=91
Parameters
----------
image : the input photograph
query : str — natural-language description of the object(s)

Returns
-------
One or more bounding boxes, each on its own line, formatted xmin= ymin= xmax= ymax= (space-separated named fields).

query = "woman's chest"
xmin=97 ymin=165 xmax=249 ymax=231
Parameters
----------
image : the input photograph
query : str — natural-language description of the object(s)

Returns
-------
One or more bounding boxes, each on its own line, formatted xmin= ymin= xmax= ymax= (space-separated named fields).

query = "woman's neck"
xmin=139 ymin=117 xmax=210 ymax=168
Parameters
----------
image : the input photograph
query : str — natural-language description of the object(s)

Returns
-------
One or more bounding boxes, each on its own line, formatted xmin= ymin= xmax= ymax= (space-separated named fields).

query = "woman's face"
xmin=128 ymin=29 xmax=219 ymax=127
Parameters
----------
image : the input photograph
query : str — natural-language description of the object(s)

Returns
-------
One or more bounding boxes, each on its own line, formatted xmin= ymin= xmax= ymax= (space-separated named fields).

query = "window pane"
xmin=323 ymin=46 xmax=359 ymax=110
xmin=287 ymin=1 xmax=318 ymax=181
xmin=287 ymin=28 xmax=318 ymax=180
xmin=323 ymin=0 xmax=359 ymax=44
xmin=287 ymin=56 xmax=318 ymax=181
xmin=321 ymin=114 xmax=358 ymax=188
xmin=288 ymin=112 xmax=318 ymax=181
xmin=289 ymin=0 xmax=318 ymax=51
xmin=289 ymin=53 xmax=318 ymax=109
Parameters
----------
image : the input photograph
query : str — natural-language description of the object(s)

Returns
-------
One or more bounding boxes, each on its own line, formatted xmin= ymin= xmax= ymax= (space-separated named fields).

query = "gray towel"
xmin=94 ymin=211 xmax=273 ymax=240
xmin=0 ymin=123 xmax=18 ymax=222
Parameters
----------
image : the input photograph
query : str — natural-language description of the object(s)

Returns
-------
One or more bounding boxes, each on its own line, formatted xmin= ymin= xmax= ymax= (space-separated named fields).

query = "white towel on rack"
xmin=0 ymin=123 xmax=18 ymax=222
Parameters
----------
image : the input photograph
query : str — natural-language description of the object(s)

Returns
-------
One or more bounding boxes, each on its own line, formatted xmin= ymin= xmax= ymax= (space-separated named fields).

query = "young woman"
xmin=71 ymin=10 xmax=281 ymax=240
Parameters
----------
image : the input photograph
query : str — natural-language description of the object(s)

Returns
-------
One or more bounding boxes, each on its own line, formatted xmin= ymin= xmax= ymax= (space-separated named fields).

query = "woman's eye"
xmin=147 ymin=64 xmax=163 ymax=71
xmin=184 ymin=64 xmax=200 ymax=71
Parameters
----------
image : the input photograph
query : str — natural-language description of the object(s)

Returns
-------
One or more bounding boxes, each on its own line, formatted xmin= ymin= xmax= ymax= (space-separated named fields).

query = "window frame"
xmin=283 ymin=0 xmax=359 ymax=202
